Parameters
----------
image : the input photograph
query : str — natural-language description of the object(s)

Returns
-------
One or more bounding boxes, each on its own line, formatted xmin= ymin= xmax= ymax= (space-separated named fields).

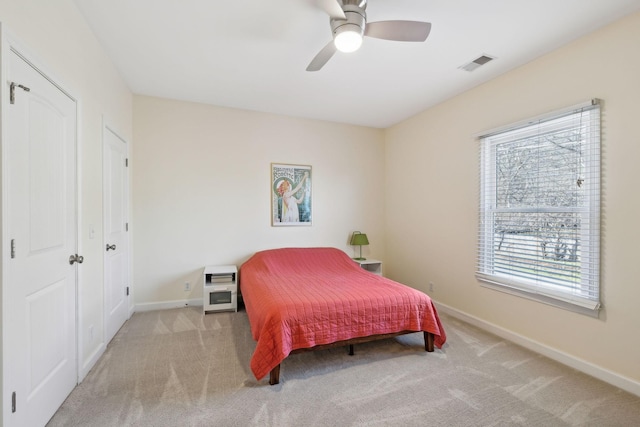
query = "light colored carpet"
xmin=48 ymin=306 xmax=640 ymax=426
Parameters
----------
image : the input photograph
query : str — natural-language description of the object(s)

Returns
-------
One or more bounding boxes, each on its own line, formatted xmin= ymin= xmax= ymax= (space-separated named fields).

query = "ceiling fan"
xmin=307 ymin=0 xmax=432 ymax=71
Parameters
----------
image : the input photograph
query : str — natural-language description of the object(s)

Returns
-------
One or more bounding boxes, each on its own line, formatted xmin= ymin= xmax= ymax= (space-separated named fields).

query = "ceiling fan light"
xmin=334 ymin=25 xmax=363 ymax=53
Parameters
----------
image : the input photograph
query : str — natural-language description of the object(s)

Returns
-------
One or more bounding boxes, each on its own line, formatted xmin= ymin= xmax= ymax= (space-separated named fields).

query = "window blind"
xmin=477 ymin=100 xmax=601 ymax=313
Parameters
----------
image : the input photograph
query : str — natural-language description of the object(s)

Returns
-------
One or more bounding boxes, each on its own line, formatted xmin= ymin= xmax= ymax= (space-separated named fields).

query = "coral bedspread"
xmin=240 ymin=247 xmax=446 ymax=380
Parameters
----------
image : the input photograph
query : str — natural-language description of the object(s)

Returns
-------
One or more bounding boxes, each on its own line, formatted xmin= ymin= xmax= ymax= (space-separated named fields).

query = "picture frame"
xmin=271 ymin=163 xmax=312 ymax=226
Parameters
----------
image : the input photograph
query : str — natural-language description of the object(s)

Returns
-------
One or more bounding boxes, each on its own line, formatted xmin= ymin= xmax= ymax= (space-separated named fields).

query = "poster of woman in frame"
xmin=271 ymin=163 xmax=312 ymax=226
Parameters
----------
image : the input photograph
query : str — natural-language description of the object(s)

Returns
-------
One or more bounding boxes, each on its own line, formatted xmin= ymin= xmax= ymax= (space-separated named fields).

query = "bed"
xmin=239 ymin=247 xmax=446 ymax=384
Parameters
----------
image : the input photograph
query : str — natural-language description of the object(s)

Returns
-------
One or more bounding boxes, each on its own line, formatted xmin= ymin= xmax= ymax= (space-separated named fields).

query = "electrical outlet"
xmin=184 ymin=282 xmax=191 ymax=291
xmin=429 ymin=282 xmax=435 ymax=292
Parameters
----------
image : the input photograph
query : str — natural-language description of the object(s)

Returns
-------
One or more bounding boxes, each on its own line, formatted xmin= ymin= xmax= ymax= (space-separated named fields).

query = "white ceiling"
xmin=73 ymin=0 xmax=640 ymax=128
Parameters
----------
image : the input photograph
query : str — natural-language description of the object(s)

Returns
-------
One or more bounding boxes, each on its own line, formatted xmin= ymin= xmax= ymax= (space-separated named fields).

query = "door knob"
xmin=69 ymin=254 xmax=84 ymax=265
xmin=106 ymin=244 xmax=116 ymax=251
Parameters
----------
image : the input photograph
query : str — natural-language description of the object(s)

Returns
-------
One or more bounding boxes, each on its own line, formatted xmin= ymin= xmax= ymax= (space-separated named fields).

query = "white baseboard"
xmin=435 ymin=301 xmax=640 ymax=397
xmin=135 ymin=298 xmax=203 ymax=312
xmin=79 ymin=342 xmax=105 ymax=382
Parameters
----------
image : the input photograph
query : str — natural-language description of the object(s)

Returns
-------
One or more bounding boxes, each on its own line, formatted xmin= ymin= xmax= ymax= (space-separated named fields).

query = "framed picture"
xmin=271 ymin=163 xmax=312 ymax=226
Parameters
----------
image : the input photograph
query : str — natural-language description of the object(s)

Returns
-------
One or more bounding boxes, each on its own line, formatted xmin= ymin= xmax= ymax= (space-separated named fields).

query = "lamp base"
xmin=353 ymin=257 xmax=367 ymax=261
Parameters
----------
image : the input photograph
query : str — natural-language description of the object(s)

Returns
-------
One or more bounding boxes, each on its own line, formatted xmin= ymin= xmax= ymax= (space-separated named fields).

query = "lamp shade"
xmin=350 ymin=231 xmax=369 ymax=246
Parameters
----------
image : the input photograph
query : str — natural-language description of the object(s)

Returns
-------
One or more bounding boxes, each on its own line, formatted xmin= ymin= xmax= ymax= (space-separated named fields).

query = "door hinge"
xmin=125 ymin=222 xmax=129 ymax=232
xmin=10 ymin=82 xmax=30 ymax=104
xmin=11 ymin=391 xmax=16 ymax=413
xmin=125 ymin=158 xmax=128 ymax=167
xmin=126 ymin=287 xmax=130 ymax=296
xmin=11 ymin=239 xmax=16 ymax=259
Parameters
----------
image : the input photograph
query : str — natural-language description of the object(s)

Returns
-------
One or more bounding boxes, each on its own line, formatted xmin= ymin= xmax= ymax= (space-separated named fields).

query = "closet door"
xmin=5 ymin=48 xmax=78 ymax=426
xmin=104 ymin=124 xmax=130 ymax=343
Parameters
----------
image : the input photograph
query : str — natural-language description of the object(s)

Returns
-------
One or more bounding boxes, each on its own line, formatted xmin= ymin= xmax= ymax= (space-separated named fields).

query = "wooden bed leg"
xmin=348 ymin=344 xmax=354 ymax=356
xmin=269 ymin=364 xmax=280 ymax=385
xmin=424 ymin=332 xmax=435 ymax=352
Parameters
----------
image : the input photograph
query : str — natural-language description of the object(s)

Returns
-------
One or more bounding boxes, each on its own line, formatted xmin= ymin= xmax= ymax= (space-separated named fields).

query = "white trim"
xmin=1 ymin=22 xmax=10 ymax=427
xmin=474 ymin=98 xmax=600 ymax=139
xmin=79 ymin=343 xmax=105 ymax=382
xmin=435 ymin=301 xmax=640 ymax=397
xmin=135 ymin=299 xmax=203 ymax=312
xmin=477 ymin=274 xmax=601 ymax=316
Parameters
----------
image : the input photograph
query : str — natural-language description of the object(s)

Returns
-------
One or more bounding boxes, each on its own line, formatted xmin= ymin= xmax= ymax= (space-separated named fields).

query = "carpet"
xmin=48 ymin=307 xmax=640 ymax=426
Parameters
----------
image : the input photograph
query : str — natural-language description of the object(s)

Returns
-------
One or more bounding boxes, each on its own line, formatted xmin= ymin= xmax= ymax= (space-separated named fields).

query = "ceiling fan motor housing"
xmin=331 ymin=2 xmax=367 ymax=40
xmin=338 ymin=0 xmax=368 ymax=8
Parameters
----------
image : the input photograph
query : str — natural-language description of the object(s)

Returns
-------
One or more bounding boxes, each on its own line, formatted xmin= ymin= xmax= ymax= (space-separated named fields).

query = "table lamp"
xmin=350 ymin=231 xmax=369 ymax=260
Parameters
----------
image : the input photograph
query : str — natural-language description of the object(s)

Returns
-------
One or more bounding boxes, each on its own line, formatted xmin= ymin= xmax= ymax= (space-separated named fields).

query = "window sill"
xmin=477 ymin=275 xmax=601 ymax=318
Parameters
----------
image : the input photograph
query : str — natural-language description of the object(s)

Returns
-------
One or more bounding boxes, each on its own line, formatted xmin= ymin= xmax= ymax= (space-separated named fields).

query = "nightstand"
xmin=355 ymin=259 xmax=382 ymax=276
xmin=203 ymin=265 xmax=237 ymax=314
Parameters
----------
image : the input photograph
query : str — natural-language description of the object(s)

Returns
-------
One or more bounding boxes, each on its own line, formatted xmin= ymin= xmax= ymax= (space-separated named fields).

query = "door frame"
xmin=1 ymin=26 xmax=81 ymax=425
xmin=102 ymin=118 xmax=132 ymax=343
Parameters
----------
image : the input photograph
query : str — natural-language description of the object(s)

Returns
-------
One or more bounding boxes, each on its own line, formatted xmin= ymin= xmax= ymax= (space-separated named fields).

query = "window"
xmin=477 ymin=100 xmax=601 ymax=316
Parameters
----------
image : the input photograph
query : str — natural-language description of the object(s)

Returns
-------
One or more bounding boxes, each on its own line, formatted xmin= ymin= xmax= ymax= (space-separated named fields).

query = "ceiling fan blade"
xmin=306 ymin=40 xmax=337 ymax=72
xmin=314 ymin=0 xmax=346 ymax=19
xmin=364 ymin=21 xmax=432 ymax=42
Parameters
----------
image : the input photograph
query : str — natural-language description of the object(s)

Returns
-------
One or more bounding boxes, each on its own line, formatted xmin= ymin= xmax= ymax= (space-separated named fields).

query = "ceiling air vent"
xmin=459 ymin=54 xmax=495 ymax=72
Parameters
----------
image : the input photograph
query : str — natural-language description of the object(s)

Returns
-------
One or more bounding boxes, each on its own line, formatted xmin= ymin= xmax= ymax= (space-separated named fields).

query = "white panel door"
xmin=103 ymin=125 xmax=129 ymax=343
xmin=6 ymin=50 xmax=78 ymax=426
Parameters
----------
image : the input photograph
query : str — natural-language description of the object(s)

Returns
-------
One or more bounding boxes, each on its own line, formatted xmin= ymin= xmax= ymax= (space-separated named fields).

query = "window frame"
xmin=476 ymin=100 xmax=601 ymax=317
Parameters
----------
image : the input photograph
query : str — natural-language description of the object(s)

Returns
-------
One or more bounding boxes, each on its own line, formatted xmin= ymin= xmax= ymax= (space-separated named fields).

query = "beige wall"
xmin=0 ymin=0 xmax=133 ymax=383
xmin=132 ymin=96 xmax=385 ymax=306
xmin=385 ymin=12 xmax=640 ymax=389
